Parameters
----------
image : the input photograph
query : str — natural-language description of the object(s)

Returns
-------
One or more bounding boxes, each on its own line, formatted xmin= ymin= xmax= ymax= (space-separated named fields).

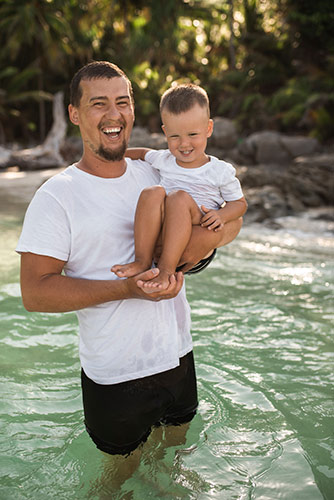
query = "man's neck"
xmin=76 ymin=153 xmax=127 ymax=179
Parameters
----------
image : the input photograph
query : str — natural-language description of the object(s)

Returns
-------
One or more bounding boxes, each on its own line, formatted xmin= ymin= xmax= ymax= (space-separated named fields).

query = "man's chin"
xmin=97 ymin=142 xmax=127 ymax=162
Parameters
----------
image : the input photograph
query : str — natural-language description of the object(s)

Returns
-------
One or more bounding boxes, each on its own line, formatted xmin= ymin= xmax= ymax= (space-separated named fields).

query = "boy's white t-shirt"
xmin=16 ymin=160 xmax=192 ymax=385
xmin=145 ymin=149 xmax=244 ymax=209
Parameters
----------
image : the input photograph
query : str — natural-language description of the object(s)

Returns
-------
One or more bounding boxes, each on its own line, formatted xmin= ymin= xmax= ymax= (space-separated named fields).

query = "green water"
xmin=0 ymin=208 xmax=333 ymax=499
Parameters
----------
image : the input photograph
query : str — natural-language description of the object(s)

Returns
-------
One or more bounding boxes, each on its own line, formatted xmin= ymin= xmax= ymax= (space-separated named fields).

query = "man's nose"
xmin=105 ymin=104 xmax=121 ymax=119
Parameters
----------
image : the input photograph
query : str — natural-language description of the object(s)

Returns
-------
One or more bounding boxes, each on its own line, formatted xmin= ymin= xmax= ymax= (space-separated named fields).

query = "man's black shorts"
xmin=81 ymin=351 xmax=198 ymax=456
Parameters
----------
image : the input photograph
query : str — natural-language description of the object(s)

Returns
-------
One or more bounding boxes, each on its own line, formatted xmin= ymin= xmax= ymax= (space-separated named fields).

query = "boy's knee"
xmin=140 ymin=185 xmax=166 ymax=201
xmin=167 ymin=190 xmax=193 ymax=206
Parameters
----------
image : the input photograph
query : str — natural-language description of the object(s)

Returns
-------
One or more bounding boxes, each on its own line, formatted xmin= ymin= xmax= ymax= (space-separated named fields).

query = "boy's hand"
xmin=200 ymin=205 xmax=224 ymax=232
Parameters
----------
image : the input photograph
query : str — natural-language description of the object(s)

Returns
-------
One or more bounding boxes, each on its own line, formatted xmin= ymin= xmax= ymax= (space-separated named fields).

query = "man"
xmin=17 ymin=61 xmax=242 ymax=458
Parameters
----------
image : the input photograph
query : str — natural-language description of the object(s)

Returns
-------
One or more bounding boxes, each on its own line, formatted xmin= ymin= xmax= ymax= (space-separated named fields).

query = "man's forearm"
xmin=21 ymin=273 xmax=131 ymax=313
xmin=20 ymin=253 xmax=183 ymax=313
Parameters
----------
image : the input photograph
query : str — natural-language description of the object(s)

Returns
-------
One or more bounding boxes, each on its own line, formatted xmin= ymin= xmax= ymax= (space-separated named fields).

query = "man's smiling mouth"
xmin=101 ymin=126 xmax=122 ymax=138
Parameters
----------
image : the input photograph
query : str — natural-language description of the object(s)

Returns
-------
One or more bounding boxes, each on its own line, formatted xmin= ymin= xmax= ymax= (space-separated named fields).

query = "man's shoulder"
xmin=35 ymin=164 xmax=76 ymax=198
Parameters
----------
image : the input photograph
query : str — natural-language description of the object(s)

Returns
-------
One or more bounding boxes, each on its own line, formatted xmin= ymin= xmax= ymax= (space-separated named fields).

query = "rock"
xmin=280 ymin=135 xmax=320 ymax=157
xmin=238 ymin=131 xmax=322 ymax=165
xmin=206 ymin=145 xmax=245 ymax=165
xmin=0 ymin=146 xmax=11 ymax=166
xmin=243 ymin=185 xmax=288 ymax=222
xmin=208 ymin=117 xmax=238 ymax=150
xmin=239 ymin=131 xmax=291 ymax=165
xmin=146 ymin=132 xmax=167 ymax=150
xmin=293 ymin=153 xmax=334 ymax=168
xmin=238 ymin=154 xmax=333 ymax=219
xmin=60 ymin=136 xmax=83 ymax=164
xmin=288 ymin=155 xmax=334 ymax=206
xmin=237 ymin=164 xmax=282 ymax=189
xmin=128 ymin=126 xmax=152 ymax=147
xmin=128 ymin=126 xmax=167 ymax=149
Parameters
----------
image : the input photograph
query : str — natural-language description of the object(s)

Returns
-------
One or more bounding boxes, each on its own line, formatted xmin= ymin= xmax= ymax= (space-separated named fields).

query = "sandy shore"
xmin=0 ymin=168 xmax=64 ymax=216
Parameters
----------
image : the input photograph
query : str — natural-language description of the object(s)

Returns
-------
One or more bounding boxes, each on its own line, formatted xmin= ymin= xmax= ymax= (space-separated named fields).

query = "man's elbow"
xmin=20 ymin=287 xmax=41 ymax=312
xmin=21 ymin=296 xmax=37 ymax=312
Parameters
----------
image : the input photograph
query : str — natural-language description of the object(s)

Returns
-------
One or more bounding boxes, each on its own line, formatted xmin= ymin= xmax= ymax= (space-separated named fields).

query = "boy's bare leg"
xmin=142 ymin=190 xmax=202 ymax=291
xmin=111 ymin=186 xmax=165 ymax=277
xmin=177 ymin=216 xmax=243 ymax=272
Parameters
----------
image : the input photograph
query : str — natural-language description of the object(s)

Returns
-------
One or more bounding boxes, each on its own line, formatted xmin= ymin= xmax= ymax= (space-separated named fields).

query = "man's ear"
xmin=68 ymin=104 xmax=79 ymax=125
xmin=207 ymin=119 xmax=214 ymax=138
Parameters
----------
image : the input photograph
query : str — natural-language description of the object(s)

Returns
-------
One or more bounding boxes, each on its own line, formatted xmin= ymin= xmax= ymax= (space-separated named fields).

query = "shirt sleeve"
xmin=145 ymin=149 xmax=169 ymax=171
xmin=16 ymin=189 xmax=71 ymax=262
xmin=218 ymin=161 xmax=244 ymax=201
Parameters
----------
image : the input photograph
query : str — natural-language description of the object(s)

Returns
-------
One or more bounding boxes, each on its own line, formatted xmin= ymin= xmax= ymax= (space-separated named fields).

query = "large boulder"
xmin=243 ymin=185 xmax=288 ymax=222
xmin=238 ymin=152 xmax=333 ymax=218
xmin=239 ymin=131 xmax=290 ymax=165
xmin=239 ymin=131 xmax=321 ymax=165
xmin=208 ymin=117 xmax=238 ymax=150
xmin=60 ymin=136 xmax=83 ymax=164
xmin=0 ymin=146 xmax=11 ymax=168
xmin=129 ymin=126 xmax=167 ymax=149
xmin=288 ymin=153 xmax=334 ymax=207
xmin=280 ymin=135 xmax=320 ymax=158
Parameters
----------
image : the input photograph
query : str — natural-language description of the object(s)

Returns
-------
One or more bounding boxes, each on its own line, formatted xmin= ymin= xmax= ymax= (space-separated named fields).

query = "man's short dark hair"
xmin=70 ymin=61 xmax=134 ymax=107
xmin=160 ymin=84 xmax=210 ymax=116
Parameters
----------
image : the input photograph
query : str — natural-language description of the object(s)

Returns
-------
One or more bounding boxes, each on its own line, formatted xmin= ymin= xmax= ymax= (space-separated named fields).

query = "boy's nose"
xmin=180 ymin=136 xmax=190 ymax=147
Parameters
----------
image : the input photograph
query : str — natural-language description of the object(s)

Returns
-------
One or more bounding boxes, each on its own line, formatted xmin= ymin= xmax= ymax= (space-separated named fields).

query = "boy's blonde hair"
xmin=160 ymin=84 xmax=210 ymax=116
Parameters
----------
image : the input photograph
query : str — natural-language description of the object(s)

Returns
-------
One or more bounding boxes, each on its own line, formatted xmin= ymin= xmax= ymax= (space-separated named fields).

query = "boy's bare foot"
xmin=140 ymin=268 xmax=172 ymax=293
xmin=111 ymin=260 xmax=149 ymax=278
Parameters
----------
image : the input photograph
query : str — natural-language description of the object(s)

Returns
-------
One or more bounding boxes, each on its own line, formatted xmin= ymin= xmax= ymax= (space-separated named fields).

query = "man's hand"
xmin=128 ymin=268 xmax=184 ymax=301
xmin=200 ymin=205 xmax=223 ymax=232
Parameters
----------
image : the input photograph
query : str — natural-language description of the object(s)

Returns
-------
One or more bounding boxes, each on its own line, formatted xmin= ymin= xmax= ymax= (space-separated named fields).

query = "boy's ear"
xmin=161 ymin=124 xmax=167 ymax=136
xmin=68 ymin=104 xmax=79 ymax=125
xmin=207 ymin=119 xmax=214 ymax=138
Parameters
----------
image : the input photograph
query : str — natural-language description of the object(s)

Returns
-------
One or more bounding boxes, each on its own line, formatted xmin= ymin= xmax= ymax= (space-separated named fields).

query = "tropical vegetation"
xmin=1 ymin=0 xmax=333 ymax=145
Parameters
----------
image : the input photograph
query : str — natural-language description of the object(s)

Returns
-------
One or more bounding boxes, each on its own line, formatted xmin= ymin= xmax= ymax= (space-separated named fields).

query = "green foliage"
xmin=0 ymin=0 xmax=333 ymax=144
xmin=285 ymin=0 xmax=334 ymax=52
xmin=307 ymin=95 xmax=334 ymax=142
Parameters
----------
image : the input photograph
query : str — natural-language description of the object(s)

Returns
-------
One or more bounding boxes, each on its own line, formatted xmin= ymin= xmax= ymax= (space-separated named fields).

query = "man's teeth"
xmin=103 ymin=127 xmax=121 ymax=134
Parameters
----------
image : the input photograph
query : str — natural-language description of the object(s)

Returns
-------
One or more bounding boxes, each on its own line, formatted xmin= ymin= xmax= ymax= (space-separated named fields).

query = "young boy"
xmin=111 ymin=84 xmax=247 ymax=291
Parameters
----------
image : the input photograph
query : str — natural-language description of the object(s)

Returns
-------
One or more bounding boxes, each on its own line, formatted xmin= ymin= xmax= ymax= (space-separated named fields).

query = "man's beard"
xmin=95 ymin=140 xmax=127 ymax=162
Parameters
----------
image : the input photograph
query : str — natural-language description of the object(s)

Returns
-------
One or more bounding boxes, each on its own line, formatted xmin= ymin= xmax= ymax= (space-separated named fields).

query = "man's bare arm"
xmin=20 ymin=252 xmax=183 ymax=313
xmin=125 ymin=148 xmax=151 ymax=161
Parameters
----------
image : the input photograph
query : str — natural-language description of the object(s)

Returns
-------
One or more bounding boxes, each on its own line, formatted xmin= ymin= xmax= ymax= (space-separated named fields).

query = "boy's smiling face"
xmin=161 ymin=103 xmax=213 ymax=169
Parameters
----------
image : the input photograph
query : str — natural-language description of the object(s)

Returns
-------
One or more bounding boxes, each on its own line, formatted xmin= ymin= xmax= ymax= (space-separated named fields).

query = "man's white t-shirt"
xmin=16 ymin=159 xmax=192 ymax=385
xmin=145 ymin=149 xmax=244 ymax=209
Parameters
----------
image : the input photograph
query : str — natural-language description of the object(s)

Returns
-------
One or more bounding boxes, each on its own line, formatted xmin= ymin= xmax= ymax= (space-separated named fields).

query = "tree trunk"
xmin=2 ymin=91 xmax=67 ymax=170
xmin=228 ymin=0 xmax=236 ymax=70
